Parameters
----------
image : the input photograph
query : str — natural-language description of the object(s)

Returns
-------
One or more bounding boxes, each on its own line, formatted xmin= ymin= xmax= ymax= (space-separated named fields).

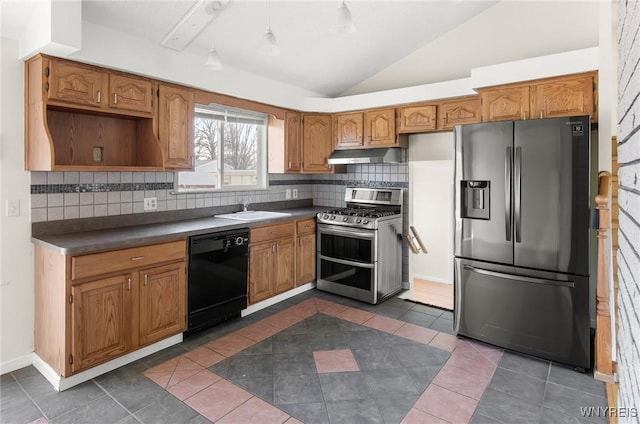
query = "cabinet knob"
xmin=130 ymin=256 xmax=144 ymax=261
xmin=97 ymin=91 xmax=101 ymax=104
xmin=114 ymin=93 xmax=118 ymax=105
xmin=144 ymin=274 xmax=148 ymax=286
xmin=127 ymin=277 xmax=132 ymax=291
xmin=539 ymin=111 xmax=543 ymax=119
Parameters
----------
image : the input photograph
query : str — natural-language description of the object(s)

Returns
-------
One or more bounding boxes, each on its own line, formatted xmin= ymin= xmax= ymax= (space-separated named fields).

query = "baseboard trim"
xmin=242 ymin=282 xmax=316 ymax=317
xmin=413 ymin=275 xmax=452 ymax=285
xmin=33 ymin=334 xmax=183 ymax=391
xmin=0 ymin=353 xmax=34 ymax=375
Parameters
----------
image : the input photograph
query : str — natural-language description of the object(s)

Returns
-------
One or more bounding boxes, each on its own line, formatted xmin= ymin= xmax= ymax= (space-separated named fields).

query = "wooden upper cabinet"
xmin=109 ymin=74 xmax=154 ymax=114
xmin=398 ymin=105 xmax=437 ymax=133
xmin=302 ymin=114 xmax=333 ymax=173
xmin=158 ymin=84 xmax=194 ymax=170
xmin=480 ymin=72 xmax=597 ymax=123
xmin=335 ymin=112 xmax=364 ymax=149
xmin=285 ymin=111 xmax=302 ymax=172
xmin=364 ymin=108 xmax=397 ymax=146
xmin=480 ymin=86 xmax=530 ymax=122
xmin=439 ymin=97 xmax=481 ymax=129
xmin=47 ymin=59 xmax=108 ymax=108
xmin=71 ymin=274 xmax=133 ymax=373
xmin=138 ymin=262 xmax=186 ymax=346
xmin=530 ymin=74 xmax=594 ymax=120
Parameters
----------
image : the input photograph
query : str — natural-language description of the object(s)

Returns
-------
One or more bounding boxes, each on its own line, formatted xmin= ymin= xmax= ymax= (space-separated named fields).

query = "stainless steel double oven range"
xmin=316 ymin=187 xmax=404 ymax=304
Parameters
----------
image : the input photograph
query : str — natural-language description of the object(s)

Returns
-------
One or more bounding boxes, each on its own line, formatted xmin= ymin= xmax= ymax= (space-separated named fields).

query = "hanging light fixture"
xmin=260 ymin=0 xmax=280 ymax=56
xmin=204 ymin=8 xmax=223 ymax=71
xmin=332 ymin=0 xmax=356 ymax=35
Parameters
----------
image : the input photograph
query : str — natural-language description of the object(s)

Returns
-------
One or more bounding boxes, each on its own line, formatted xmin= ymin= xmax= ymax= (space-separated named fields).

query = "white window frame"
xmin=174 ymin=103 xmax=268 ymax=193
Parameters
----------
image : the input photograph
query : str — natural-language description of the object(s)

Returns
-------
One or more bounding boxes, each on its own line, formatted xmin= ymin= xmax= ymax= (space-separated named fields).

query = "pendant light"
xmin=261 ymin=0 xmax=280 ymax=56
xmin=332 ymin=0 xmax=355 ymax=35
xmin=204 ymin=12 xmax=222 ymax=70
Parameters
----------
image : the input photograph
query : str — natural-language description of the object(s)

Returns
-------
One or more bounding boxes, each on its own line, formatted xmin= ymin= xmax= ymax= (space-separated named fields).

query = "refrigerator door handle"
xmin=505 ymin=147 xmax=512 ymax=241
xmin=515 ymin=146 xmax=522 ymax=243
xmin=463 ymin=265 xmax=575 ymax=288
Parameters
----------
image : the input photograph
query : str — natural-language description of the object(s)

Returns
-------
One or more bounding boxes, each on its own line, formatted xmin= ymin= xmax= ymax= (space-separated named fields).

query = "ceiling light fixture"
xmin=332 ymin=0 xmax=356 ymax=35
xmin=260 ymin=0 xmax=280 ymax=56
xmin=205 ymin=20 xmax=223 ymax=71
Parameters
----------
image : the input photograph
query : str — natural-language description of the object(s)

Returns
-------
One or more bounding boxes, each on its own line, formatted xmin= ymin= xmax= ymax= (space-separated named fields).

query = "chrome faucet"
xmin=242 ymin=198 xmax=252 ymax=211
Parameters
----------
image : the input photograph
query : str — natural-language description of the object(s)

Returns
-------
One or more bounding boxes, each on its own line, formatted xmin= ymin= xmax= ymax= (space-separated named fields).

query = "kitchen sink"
xmin=216 ymin=211 xmax=292 ymax=221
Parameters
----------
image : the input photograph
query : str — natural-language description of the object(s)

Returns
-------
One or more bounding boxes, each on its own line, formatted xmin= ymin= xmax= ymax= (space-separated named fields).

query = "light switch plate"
xmin=292 ymin=189 xmax=298 ymax=199
xmin=285 ymin=189 xmax=292 ymax=199
xmin=6 ymin=200 xmax=20 ymax=217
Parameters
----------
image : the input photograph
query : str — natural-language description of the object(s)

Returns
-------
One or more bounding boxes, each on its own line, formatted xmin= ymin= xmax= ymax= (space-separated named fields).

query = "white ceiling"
xmin=1 ymin=0 xmax=600 ymax=98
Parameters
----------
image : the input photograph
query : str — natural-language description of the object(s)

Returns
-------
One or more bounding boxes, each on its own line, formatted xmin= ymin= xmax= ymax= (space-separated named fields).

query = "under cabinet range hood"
xmin=327 ymin=148 xmax=405 ymax=165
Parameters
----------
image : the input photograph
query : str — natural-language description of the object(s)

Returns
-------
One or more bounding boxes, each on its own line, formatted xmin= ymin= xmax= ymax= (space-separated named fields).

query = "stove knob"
xmin=363 ymin=219 xmax=369 ymax=225
xmin=323 ymin=214 xmax=329 ymax=219
xmin=355 ymin=218 xmax=362 ymax=224
xmin=343 ymin=216 xmax=349 ymax=222
xmin=235 ymin=236 xmax=245 ymax=245
xmin=330 ymin=215 xmax=336 ymax=220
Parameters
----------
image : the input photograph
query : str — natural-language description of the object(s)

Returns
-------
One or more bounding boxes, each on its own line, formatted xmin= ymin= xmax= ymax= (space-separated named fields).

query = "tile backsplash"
xmin=30 ymin=164 xmax=408 ymax=222
xmin=30 ymin=163 xmax=409 ymax=282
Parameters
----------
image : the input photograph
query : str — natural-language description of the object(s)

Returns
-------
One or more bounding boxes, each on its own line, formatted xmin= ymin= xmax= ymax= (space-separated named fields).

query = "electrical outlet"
xmin=285 ymin=189 xmax=292 ymax=199
xmin=292 ymin=189 xmax=298 ymax=199
xmin=92 ymin=146 xmax=103 ymax=162
xmin=143 ymin=197 xmax=157 ymax=211
xmin=6 ymin=200 xmax=20 ymax=217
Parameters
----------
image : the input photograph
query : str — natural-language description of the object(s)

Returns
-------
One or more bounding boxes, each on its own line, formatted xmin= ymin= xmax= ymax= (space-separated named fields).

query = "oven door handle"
xmin=317 ymin=225 xmax=375 ymax=240
xmin=319 ymin=255 xmax=375 ymax=268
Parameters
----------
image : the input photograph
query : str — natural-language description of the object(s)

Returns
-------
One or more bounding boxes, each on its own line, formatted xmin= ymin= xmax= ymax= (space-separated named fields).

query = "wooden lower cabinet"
xmin=71 ymin=274 xmax=133 ymax=374
xmin=138 ymin=262 xmax=186 ymax=346
xmin=249 ymin=219 xmax=315 ymax=304
xmin=35 ymin=239 xmax=187 ymax=377
xmin=296 ymin=233 xmax=316 ymax=285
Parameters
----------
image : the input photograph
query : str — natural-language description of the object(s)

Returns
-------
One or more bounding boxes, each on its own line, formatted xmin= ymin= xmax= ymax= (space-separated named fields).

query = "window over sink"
xmin=175 ymin=103 xmax=268 ymax=192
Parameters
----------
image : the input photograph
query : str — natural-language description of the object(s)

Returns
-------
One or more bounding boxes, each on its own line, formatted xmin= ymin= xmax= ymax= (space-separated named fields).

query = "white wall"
xmin=0 ymin=37 xmax=34 ymax=372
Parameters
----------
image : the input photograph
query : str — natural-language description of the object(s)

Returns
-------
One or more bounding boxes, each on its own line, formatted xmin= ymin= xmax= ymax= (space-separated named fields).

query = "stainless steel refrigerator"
xmin=453 ymin=116 xmax=591 ymax=370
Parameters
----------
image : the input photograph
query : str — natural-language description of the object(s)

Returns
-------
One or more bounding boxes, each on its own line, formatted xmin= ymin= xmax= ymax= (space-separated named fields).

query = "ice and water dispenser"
xmin=460 ymin=180 xmax=490 ymax=220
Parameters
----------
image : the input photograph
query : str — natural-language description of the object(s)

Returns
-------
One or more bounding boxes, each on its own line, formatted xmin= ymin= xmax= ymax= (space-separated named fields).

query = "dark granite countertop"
xmin=32 ymin=206 xmax=326 ymax=255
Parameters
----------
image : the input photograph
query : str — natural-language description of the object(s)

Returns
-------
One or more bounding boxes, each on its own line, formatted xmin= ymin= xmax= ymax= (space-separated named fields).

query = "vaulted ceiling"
xmin=1 ymin=1 xmax=600 ymax=97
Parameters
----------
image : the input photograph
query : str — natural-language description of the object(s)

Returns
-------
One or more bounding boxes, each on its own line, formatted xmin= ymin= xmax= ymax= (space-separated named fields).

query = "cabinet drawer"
xmin=71 ymin=240 xmax=186 ymax=281
xmin=296 ymin=218 xmax=316 ymax=235
xmin=251 ymin=222 xmax=295 ymax=243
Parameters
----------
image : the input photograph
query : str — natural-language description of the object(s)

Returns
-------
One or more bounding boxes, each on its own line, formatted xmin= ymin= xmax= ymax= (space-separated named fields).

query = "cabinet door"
xmin=296 ymin=233 xmax=316 ymax=286
xmin=139 ymin=262 xmax=186 ymax=346
xmin=71 ymin=274 xmax=132 ymax=373
xmin=480 ymin=86 xmax=530 ymax=122
xmin=109 ymin=74 xmax=154 ymax=114
xmin=530 ymin=75 xmax=594 ymax=120
xmin=302 ymin=114 xmax=333 ymax=173
xmin=335 ymin=112 xmax=364 ymax=148
xmin=439 ymin=97 xmax=481 ymax=130
xmin=364 ymin=108 xmax=397 ymax=146
xmin=249 ymin=242 xmax=274 ymax=304
xmin=398 ymin=105 xmax=437 ymax=133
xmin=285 ymin=111 xmax=302 ymax=172
xmin=274 ymin=237 xmax=295 ymax=294
xmin=158 ymin=84 xmax=194 ymax=170
xmin=47 ymin=60 xmax=107 ymax=108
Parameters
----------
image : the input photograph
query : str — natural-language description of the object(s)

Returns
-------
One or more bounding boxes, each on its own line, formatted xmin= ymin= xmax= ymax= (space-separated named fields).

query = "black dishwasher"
xmin=187 ymin=228 xmax=249 ymax=335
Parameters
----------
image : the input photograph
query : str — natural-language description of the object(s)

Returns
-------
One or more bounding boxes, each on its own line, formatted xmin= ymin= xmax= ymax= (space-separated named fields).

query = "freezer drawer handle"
xmin=463 ymin=265 xmax=575 ymax=288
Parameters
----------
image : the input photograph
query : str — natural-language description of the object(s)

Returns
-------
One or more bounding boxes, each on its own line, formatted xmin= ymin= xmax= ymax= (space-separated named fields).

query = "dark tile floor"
xmin=0 ymin=290 xmax=607 ymax=424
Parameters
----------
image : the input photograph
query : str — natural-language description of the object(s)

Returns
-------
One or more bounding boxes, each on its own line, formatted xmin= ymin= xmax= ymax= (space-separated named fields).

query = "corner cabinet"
xmin=302 ymin=114 xmax=334 ymax=173
xmin=479 ymin=72 xmax=597 ymax=122
xmin=35 ymin=240 xmax=187 ymax=376
xmin=157 ymin=84 xmax=195 ymax=170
